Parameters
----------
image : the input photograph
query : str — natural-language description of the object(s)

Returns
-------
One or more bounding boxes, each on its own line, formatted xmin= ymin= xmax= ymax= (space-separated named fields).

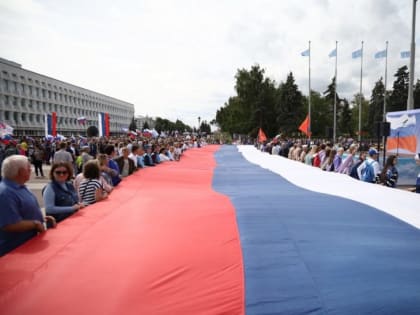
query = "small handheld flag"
xmin=329 ymin=48 xmax=337 ymax=58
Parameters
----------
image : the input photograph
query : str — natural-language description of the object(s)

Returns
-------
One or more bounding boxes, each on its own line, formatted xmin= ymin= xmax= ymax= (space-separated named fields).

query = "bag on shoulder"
xmin=349 ymin=161 xmax=362 ymax=179
xmin=361 ymin=161 xmax=375 ymax=183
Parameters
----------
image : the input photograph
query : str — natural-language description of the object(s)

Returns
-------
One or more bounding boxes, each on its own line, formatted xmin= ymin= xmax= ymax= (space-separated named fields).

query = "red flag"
xmin=51 ymin=112 xmax=57 ymax=137
xmin=258 ymin=128 xmax=267 ymax=143
xmin=104 ymin=113 xmax=110 ymax=137
xmin=298 ymin=115 xmax=311 ymax=136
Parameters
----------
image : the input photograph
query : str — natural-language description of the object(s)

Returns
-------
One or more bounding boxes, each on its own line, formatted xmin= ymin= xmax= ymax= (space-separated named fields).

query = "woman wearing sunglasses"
xmin=43 ymin=162 xmax=85 ymax=223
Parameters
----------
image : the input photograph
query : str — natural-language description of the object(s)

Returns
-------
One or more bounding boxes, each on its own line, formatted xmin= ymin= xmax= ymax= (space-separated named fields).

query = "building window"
xmin=29 ymin=100 xmax=33 ymax=109
xmin=29 ymin=85 xmax=33 ymax=95
xmin=5 ymin=95 xmax=9 ymax=105
xmin=21 ymin=98 xmax=25 ymax=107
xmin=13 ymin=81 xmax=18 ymax=92
xmin=42 ymin=89 xmax=46 ymax=97
xmin=13 ymin=97 xmax=17 ymax=106
xmin=3 ymin=79 xmax=8 ymax=91
xmin=4 ymin=111 xmax=10 ymax=120
xmin=48 ymin=90 xmax=51 ymax=99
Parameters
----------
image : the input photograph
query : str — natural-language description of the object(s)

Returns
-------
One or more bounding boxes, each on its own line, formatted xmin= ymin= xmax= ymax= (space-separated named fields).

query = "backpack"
xmin=361 ymin=160 xmax=375 ymax=183
xmin=349 ymin=160 xmax=362 ymax=179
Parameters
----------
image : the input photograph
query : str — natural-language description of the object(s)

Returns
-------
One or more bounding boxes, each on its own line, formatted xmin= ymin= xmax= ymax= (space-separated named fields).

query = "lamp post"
xmin=197 ymin=116 xmax=201 ymax=135
xmin=408 ymin=0 xmax=417 ymax=110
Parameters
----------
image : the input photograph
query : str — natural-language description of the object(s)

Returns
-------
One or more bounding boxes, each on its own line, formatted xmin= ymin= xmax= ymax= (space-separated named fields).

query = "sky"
xmin=0 ymin=0 xmax=418 ymax=128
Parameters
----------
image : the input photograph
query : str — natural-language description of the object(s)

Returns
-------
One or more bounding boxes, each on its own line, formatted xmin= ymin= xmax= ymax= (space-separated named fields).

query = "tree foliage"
xmin=388 ymin=66 xmax=408 ymax=112
xmin=214 ymin=64 xmax=418 ymax=140
xmin=154 ymin=117 xmax=192 ymax=133
xmin=128 ymin=116 xmax=137 ymax=131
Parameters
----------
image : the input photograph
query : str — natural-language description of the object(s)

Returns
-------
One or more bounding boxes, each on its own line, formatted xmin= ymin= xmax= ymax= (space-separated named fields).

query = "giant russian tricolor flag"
xmin=1 ymin=145 xmax=420 ymax=314
xmin=386 ymin=109 xmax=420 ymax=155
xmin=98 ymin=112 xmax=110 ymax=137
xmin=44 ymin=112 xmax=57 ymax=137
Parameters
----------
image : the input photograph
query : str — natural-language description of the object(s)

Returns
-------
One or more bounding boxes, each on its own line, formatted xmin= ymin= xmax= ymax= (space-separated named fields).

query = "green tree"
xmin=338 ymin=98 xmax=353 ymax=136
xmin=308 ymin=91 xmax=329 ymax=137
xmin=388 ymin=66 xmax=409 ymax=112
xmin=413 ymin=79 xmax=420 ymax=109
xmin=128 ymin=116 xmax=137 ymax=131
xmin=350 ymin=93 xmax=369 ymax=138
xmin=368 ymin=78 xmax=386 ymax=136
xmin=143 ymin=121 xmax=150 ymax=130
xmin=200 ymin=121 xmax=211 ymax=134
xmin=322 ymin=77 xmax=342 ymax=134
xmin=275 ymin=72 xmax=305 ymax=136
xmin=216 ymin=65 xmax=277 ymax=138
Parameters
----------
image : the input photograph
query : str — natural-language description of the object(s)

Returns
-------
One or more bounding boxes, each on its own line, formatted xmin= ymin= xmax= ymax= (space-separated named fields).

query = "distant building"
xmin=0 ymin=57 xmax=134 ymax=137
xmin=135 ymin=115 xmax=155 ymax=130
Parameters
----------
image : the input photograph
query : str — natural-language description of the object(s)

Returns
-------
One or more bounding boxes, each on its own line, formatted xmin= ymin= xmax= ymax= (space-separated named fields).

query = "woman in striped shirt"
xmin=78 ymin=160 xmax=108 ymax=205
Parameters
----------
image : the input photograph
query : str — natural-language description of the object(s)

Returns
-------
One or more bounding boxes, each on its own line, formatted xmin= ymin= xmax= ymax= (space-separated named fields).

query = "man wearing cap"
xmin=357 ymin=148 xmax=381 ymax=183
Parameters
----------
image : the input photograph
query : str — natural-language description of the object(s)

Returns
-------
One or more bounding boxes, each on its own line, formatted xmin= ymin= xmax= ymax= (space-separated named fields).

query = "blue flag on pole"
xmin=329 ymin=48 xmax=337 ymax=58
xmin=401 ymin=51 xmax=410 ymax=58
xmin=352 ymin=48 xmax=362 ymax=59
xmin=301 ymin=49 xmax=310 ymax=57
xmin=374 ymin=50 xmax=387 ymax=59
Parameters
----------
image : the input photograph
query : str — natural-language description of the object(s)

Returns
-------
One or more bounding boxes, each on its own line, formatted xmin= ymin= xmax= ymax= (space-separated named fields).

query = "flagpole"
xmin=333 ymin=40 xmax=338 ymax=144
xmin=383 ymin=41 xmax=388 ymax=121
xmin=383 ymin=41 xmax=389 ymax=166
xmin=358 ymin=41 xmax=364 ymax=142
xmin=408 ymin=0 xmax=417 ymax=110
xmin=308 ymin=40 xmax=312 ymax=139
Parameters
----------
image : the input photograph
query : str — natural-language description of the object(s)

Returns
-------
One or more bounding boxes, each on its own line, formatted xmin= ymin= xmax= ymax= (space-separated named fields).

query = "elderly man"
xmin=0 ymin=155 xmax=56 ymax=256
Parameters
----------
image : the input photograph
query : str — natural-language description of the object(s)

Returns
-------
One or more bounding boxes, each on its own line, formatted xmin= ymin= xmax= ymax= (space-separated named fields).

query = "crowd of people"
xmin=0 ymin=134 xmax=209 ymax=256
xmin=257 ymin=137 xmax=407 ymax=189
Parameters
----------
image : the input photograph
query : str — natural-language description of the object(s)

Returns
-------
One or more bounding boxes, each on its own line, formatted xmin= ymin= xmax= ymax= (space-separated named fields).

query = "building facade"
xmin=0 ymin=57 xmax=134 ymax=137
xmin=135 ymin=115 xmax=155 ymax=130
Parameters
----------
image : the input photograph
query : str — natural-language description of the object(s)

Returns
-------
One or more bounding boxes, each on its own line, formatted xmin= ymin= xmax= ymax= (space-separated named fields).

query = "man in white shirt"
xmin=128 ymin=144 xmax=140 ymax=168
xmin=357 ymin=148 xmax=381 ymax=183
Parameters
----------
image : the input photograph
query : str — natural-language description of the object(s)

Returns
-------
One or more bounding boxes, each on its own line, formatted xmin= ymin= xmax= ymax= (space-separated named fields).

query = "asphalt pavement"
xmin=27 ymin=163 xmax=52 ymax=208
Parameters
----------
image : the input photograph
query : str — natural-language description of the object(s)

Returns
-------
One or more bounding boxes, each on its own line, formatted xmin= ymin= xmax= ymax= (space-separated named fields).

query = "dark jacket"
xmin=114 ymin=156 xmax=136 ymax=176
xmin=143 ymin=153 xmax=155 ymax=166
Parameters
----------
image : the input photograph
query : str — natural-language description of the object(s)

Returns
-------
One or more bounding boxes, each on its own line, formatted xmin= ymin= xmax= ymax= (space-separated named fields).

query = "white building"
xmin=0 ymin=57 xmax=134 ymax=137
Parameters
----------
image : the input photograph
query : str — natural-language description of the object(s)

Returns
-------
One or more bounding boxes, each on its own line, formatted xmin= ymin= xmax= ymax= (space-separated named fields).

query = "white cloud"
xmin=0 ymin=0 xmax=418 ymax=127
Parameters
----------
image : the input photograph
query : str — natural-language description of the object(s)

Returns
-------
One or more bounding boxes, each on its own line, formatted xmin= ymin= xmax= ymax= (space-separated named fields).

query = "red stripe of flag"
xmin=52 ymin=112 xmax=57 ymax=137
xmin=104 ymin=113 xmax=110 ymax=137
